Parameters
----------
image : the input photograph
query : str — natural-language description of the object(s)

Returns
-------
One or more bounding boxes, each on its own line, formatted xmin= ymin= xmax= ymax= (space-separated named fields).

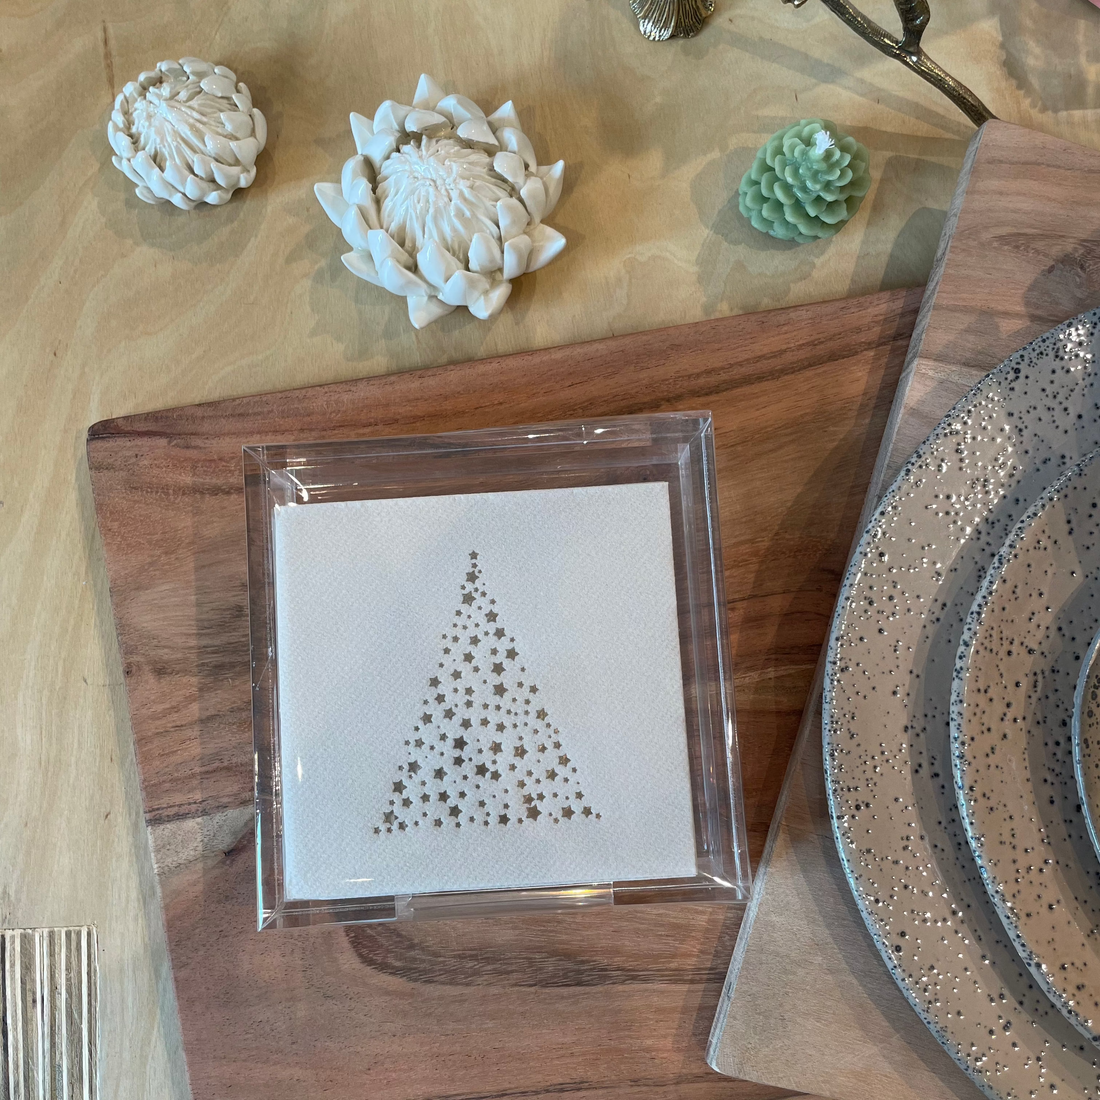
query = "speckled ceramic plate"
xmin=824 ymin=309 xmax=1100 ymax=1100
xmin=1074 ymin=626 xmax=1100 ymax=865
xmin=953 ymin=449 xmax=1100 ymax=1042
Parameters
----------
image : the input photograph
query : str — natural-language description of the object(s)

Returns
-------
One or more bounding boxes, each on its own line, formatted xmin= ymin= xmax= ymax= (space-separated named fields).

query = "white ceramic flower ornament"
xmin=108 ymin=58 xmax=266 ymax=209
xmin=315 ymin=74 xmax=566 ymax=328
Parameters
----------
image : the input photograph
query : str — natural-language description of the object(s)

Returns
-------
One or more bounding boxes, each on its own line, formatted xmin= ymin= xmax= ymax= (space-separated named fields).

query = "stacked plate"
xmin=823 ymin=309 xmax=1100 ymax=1099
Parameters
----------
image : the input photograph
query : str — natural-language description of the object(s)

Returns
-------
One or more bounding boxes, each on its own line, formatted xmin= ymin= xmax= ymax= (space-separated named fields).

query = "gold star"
xmin=526 ymin=805 xmax=541 ymax=820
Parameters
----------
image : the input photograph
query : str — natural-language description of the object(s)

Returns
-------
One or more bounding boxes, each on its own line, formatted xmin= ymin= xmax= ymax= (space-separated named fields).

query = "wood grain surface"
xmin=6 ymin=1 xmax=1100 ymax=1096
xmin=709 ymin=120 xmax=1100 ymax=1100
xmin=88 ymin=286 xmax=920 ymax=1099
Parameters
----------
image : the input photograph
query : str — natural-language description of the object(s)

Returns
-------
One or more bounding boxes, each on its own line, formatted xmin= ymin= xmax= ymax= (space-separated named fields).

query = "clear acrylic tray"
xmin=244 ymin=412 xmax=751 ymax=927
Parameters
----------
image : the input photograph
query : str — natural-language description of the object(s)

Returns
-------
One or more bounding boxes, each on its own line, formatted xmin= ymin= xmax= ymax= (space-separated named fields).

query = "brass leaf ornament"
xmin=630 ymin=0 xmax=715 ymax=40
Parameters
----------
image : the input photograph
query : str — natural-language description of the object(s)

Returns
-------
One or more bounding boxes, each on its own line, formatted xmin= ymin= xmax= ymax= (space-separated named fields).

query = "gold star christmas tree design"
xmin=376 ymin=551 xmax=600 ymax=834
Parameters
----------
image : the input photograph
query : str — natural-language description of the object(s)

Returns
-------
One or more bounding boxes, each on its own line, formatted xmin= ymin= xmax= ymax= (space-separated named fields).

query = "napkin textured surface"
xmin=273 ymin=482 xmax=697 ymax=899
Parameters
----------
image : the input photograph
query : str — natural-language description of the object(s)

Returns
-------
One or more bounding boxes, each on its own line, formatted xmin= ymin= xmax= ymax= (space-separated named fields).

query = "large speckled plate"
xmin=1074 ymin=627 xmax=1100 ymax=865
xmin=823 ymin=309 xmax=1100 ymax=1100
xmin=953 ymin=449 xmax=1100 ymax=1042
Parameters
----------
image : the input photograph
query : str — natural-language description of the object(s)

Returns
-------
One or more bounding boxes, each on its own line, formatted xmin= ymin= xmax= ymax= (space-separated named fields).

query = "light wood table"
xmin=2 ymin=1 xmax=1098 ymax=1096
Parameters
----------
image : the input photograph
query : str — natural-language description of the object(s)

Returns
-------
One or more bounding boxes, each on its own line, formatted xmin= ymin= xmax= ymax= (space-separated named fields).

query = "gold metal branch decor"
xmin=784 ymin=0 xmax=996 ymax=126
xmin=629 ymin=0 xmax=995 ymax=128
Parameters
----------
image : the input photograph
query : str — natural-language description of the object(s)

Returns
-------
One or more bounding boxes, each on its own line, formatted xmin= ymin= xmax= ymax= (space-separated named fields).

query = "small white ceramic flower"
xmin=108 ymin=58 xmax=266 ymax=210
xmin=315 ymin=74 xmax=566 ymax=329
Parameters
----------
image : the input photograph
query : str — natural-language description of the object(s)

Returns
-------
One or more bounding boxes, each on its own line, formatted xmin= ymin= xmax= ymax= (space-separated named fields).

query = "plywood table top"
xmin=3 ymin=0 xmax=1099 ymax=1095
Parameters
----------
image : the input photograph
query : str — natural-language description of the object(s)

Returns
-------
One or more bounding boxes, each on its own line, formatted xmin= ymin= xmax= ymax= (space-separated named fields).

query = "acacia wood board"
xmin=87 ymin=283 xmax=922 ymax=1099
xmin=706 ymin=121 xmax=1100 ymax=1100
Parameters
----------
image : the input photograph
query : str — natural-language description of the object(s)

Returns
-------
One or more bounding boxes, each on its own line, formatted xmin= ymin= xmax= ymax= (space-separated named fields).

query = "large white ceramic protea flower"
xmin=108 ymin=58 xmax=266 ymax=209
xmin=315 ymin=74 xmax=566 ymax=329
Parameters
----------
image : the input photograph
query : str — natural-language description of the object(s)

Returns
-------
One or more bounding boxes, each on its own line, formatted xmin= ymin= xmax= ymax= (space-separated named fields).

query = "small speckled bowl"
xmin=1074 ymin=625 xmax=1100 ymax=863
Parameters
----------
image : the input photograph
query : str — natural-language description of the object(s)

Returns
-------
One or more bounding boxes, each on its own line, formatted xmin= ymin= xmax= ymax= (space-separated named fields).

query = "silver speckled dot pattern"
xmin=824 ymin=310 xmax=1100 ymax=1100
xmin=1073 ymin=628 xmax=1100 ymax=866
xmin=954 ymin=449 xmax=1100 ymax=1042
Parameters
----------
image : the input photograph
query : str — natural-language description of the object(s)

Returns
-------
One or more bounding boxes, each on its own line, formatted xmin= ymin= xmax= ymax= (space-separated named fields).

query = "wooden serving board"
xmin=88 ymin=281 xmax=920 ymax=1099
xmin=707 ymin=123 xmax=1100 ymax=1100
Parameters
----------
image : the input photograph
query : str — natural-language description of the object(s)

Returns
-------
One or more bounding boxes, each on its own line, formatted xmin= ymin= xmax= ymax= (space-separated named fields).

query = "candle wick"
xmin=812 ymin=130 xmax=835 ymax=155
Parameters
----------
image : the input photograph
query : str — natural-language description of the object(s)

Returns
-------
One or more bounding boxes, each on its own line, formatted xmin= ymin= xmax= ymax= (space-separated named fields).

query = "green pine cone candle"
xmin=739 ymin=120 xmax=871 ymax=244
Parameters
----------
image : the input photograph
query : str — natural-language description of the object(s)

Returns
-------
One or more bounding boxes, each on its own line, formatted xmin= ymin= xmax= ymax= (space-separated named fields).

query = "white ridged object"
xmin=315 ymin=74 xmax=566 ymax=329
xmin=1 ymin=927 xmax=99 ymax=1100
xmin=108 ymin=58 xmax=267 ymax=210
